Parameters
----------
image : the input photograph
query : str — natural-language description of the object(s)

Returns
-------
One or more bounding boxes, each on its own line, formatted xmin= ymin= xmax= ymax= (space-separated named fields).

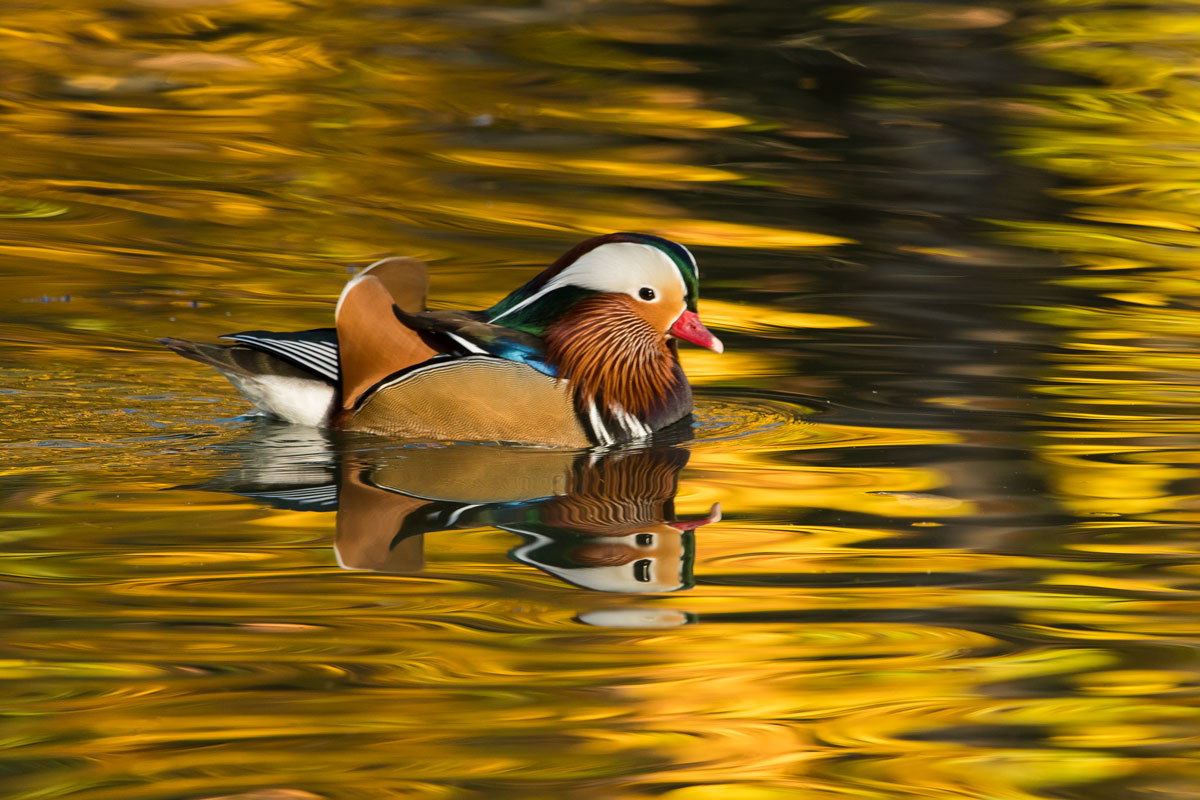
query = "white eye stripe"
xmin=490 ymin=243 xmax=686 ymax=322
xmin=676 ymin=242 xmax=698 ymax=277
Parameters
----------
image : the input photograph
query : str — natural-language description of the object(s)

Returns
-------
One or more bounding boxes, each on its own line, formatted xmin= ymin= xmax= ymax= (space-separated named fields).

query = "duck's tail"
xmin=159 ymin=337 xmax=337 ymax=426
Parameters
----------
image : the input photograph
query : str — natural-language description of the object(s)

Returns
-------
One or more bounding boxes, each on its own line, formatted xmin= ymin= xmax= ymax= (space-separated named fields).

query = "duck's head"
xmin=486 ymin=232 xmax=723 ymax=354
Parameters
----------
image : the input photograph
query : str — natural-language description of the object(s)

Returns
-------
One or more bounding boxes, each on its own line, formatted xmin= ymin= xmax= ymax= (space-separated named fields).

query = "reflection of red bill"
xmin=668 ymin=502 xmax=722 ymax=531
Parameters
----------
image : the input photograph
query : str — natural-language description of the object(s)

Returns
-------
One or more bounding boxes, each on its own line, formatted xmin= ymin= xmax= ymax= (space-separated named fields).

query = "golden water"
xmin=4 ymin=1 xmax=1200 ymax=798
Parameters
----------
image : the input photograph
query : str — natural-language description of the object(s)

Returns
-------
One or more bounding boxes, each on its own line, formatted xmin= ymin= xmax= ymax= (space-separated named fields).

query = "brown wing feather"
xmin=346 ymin=357 xmax=589 ymax=447
xmin=336 ymin=274 xmax=439 ymax=409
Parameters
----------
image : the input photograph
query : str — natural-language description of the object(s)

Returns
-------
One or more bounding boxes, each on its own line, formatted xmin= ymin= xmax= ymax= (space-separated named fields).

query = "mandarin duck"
xmin=162 ymin=233 xmax=722 ymax=447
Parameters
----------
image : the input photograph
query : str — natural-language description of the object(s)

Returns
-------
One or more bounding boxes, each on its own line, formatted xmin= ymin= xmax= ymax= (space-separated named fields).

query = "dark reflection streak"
xmin=698 ymin=571 xmax=1020 ymax=588
xmin=647 ymin=4 xmax=1123 ymax=559
xmin=693 ymin=608 xmax=1022 ymax=626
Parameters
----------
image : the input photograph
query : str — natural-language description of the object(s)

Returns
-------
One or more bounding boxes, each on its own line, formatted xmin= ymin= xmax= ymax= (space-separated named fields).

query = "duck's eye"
xmin=638 ymin=286 xmax=656 ymax=301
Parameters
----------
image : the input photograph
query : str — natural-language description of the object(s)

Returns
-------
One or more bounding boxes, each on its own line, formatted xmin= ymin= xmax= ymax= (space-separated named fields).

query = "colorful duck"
xmin=162 ymin=232 xmax=723 ymax=447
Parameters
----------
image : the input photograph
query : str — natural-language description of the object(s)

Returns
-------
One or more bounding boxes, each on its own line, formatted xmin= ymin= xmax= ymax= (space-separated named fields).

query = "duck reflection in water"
xmin=193 ymin=427 xmax=718 ymax=593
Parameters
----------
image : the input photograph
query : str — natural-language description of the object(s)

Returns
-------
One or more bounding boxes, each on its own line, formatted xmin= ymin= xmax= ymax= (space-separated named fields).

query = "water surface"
xmin=4 ymin=1 xmax=1200 ymax=799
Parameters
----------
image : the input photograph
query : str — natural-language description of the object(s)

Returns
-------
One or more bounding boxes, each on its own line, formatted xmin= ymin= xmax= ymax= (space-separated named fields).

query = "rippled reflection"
xmin=7 ymin=0 xmax=1200 ymax=799
xmin=189 ymin=429 xmax=719 ymax=594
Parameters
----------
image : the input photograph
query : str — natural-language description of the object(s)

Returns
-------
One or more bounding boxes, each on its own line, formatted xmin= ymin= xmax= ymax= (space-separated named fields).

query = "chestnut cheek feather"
xmin=546 ymin=294 xmax=680 ymax=418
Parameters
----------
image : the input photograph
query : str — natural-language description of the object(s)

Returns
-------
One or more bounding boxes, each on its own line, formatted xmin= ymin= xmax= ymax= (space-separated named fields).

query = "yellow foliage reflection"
xmin=4 ymin=2 xmax=1200 ymax=800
